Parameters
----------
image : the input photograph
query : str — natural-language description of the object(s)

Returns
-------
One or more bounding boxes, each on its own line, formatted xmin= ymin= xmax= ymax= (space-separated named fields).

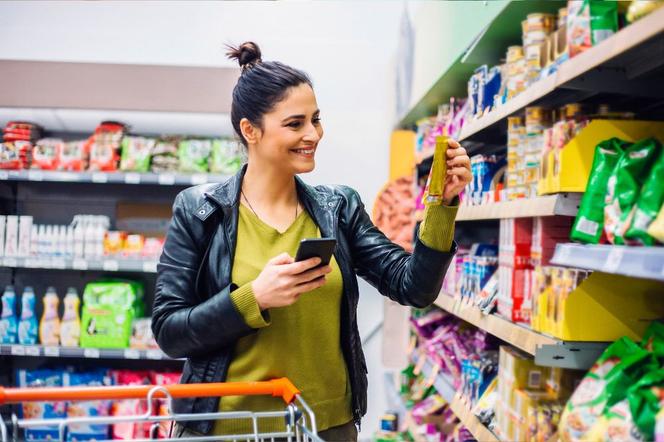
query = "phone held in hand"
xmin=295 ymin=238 xmax=337 ymax=267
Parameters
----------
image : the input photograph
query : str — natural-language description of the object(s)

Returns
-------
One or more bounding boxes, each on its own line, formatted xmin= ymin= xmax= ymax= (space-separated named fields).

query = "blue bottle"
xmin=18 ymin=286 xmax=38 ymax=345
xmin=0 ymin=285 xmax=18 ymax=344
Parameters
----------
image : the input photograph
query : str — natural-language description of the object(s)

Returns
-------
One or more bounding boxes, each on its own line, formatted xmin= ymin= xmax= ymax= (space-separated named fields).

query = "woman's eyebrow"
xmin=282 ymin=110 xmax=321 ymax=122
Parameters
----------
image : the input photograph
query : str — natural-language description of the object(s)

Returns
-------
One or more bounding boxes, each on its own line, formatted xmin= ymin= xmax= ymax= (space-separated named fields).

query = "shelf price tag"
xmin=603 ymin=248 xmax=624 ymax=273
xmin=10 ymin=345 xmax=26 ymax=356
xmin=44 ymin=346 xmax=60 ymax=357
xmin=146 ymin=349 xmax=164 ymax=360
xmin=103 ymin=260 xmax=119 ymax=272
xmin=25 ymin=346 xmax=40 ymax=357
xmin=52 ymin=258 xmax=66 ymax=269
xmin=27 ymin=170 xmax=44 ymax=181
xmin=124 ymin=173 xmax=141 ymax=184
xmin=83 ymin=348 xmax=101 ymax=358
xmin=158 ymin=174 xmax=176 ymax=185
xmin=24 ymin=258 xmax=39 ymax=268
xmin=91 ymin=173 xmax=108 ymax=183
xmin=3 ymin=257 xmax=17 ymax=267
xmin=123 ymin=349 xmax=140 ymax=360
xmin=191 ymin=174 xmax=208 ymax=185
xmin=0 ymin=171 xmax=8 ymax=180
xmin=142 ymin=261 xmax=158 ymax=273
xmin=72 ymin=259 xmax=88 ymax=270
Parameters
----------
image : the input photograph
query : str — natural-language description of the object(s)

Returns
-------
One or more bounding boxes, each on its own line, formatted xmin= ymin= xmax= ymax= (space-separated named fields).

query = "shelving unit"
xmin=0 ymin=344 xmax=176 ymax=361
xmin=457 ymin=193 xmax=580 ymax=221
xmin=551 ymin=243 xmax=664 ymax=282
xmin=2 ymin=256 xmax=158 ymax=273
xmin=0 ymin=169 xmax=230 ymax=186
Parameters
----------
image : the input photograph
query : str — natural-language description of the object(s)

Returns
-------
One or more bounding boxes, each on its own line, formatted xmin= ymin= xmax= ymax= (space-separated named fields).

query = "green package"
xmin=209 ymin=138 xmax=245 ymax=174
xmin=559 ymin=337 xmax=656 ymax=442
xmin=641 ymin=321 xmax=664 ymax=361
xmin=178 ymin=139 xmax=211 ymax=173
xmin=80 ymin=280 xmax=144 ymax=349
xmin=604 ymin=138 xmax=662 ymax=245
xmin=120 ymin=136 xmax=155 ymax=172
xmin=571 ymin=138 xmax=629 ymax=244
xmin=628 ymin=369 xmax=664 ymax=440
xmin=589 ymin=0 xmax=619 ymax=45
xmin=625 ymin=145 xmax=664 ymax=245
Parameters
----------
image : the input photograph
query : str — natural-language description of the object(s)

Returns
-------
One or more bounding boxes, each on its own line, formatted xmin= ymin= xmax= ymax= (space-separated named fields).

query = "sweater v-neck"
xmin=239 ymin=202 xmax=307 ymax=235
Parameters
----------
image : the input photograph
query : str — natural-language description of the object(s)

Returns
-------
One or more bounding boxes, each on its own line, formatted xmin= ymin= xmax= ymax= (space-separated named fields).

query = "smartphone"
xmin=295 ymin=238 xmax=337 ymax=267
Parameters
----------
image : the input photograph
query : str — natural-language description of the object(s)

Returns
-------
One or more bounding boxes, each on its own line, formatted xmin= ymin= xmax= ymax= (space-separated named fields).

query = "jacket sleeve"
xmin=343 ymin=187 xmax=457 ymax=308
xmin=152 ymin=191 xmax=254 ymax=359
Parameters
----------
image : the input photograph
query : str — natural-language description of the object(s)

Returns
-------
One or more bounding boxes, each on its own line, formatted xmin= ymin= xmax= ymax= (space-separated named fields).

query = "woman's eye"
xmin=313 ymin=118 xmax=322 ymax=124
xmin=287 ymin=121 xmax=301 ymax=128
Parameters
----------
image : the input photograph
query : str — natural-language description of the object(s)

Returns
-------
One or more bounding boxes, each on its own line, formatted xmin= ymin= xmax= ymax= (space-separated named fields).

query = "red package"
xmin=110 ymin=370 xmax=151 ymax=440
xmin=32 ymin=139 xmax=63 ymax=171
xmin=151 ymin=372 xmax=182 ymax=438
xmin=88 ymin=121 xmax=127 ymax=172
xmin=1 ymin=141 xmax=32 ymax=169
xmin=59 ymin=141 xmax=88 ymax=171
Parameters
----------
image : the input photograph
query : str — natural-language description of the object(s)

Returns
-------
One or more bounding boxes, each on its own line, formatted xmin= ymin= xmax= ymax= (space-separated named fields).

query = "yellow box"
xmin=499 ymin=346 xmax=550 ymax=391
xmin=538 ymin=120 xmax=664 ymax=195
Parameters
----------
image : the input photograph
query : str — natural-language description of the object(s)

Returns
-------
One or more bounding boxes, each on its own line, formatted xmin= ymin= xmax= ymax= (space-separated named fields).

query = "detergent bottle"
xmin=0 ymin=286 xmax=18 ymax=344
xmin=39 ymin=287 xmax=60 ymax=346
xmin=60 ymin=287 xmax=81 ymax=347
xmin=18 ymin=286 xmax=38 ymax=345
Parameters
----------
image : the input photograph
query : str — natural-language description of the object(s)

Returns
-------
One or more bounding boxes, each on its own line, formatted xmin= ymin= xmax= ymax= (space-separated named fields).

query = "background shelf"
xmin=457 ymin=194 xmax=580 ymax=221
xmin=0 ymin=344 xmax=177 ymax=361
xmin=2 ymin=256 xmax=158 ymax=274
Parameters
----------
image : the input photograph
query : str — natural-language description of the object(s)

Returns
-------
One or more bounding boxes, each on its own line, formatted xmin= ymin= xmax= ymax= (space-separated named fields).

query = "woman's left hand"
xmin=443 ymin=139 xmax=472 ymax=205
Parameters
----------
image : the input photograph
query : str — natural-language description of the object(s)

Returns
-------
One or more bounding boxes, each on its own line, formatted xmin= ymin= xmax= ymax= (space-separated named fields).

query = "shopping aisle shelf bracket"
xmin=535 ymin=342 xmax=608 ymax=371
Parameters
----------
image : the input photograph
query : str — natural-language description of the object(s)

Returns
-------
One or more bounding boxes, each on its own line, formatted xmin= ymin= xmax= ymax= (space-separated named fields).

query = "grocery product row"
xmin=0 ymin=280 xmax=159 ymax=352
xmin=0 ymin=120 xmax=244 ymax=174
xmin=11 ymin=367 xmax=181 ymax=441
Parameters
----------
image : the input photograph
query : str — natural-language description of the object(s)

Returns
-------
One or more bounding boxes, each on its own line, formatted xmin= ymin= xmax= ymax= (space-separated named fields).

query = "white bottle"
xmin=84 ymin=220 xmax=96 ymax=258
xmin=66 ymin=226 xmax=74 ymax=259
xmin=30 ymin=225 xmax=39 ymax=257
xmin=95 ymin=223 xmax=105 ymax=258
xmin=58 ymin=226 xmax=67 ymax=257
xmin=37 ymin=225 xmax=46 ymax=256
xmin=47 ymin=225 xmax=55 ymax=257
xmin=74 ymin=221 xmax=84 ymax=259
xmin=0 ymin=215 xmax=6 ymax=258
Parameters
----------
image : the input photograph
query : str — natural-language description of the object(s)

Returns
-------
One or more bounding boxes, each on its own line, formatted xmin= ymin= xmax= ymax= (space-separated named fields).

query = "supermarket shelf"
xmin=0 ymin=169 xmax=231 ymax=187
xmin=1 ymin=256 xmax=158 ymax=274
xmin=459 ymin=6 xmax=664 ymax=141
xmin=551 ymin=243 xmax=664 ymax=282
xmin=457 ymin=193 xmax=580 ymax=221
xmin=0 ymin=344 xmax=179 ymax=361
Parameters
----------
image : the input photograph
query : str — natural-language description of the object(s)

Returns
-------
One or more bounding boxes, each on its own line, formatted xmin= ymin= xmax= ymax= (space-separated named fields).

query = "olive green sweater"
xmin=213 ymin=202 xmax=457 ymax=435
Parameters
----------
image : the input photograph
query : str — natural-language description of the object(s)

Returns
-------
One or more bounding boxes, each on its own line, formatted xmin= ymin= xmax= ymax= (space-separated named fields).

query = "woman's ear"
xmin=240 ymin=118 xmax=261 ymax=145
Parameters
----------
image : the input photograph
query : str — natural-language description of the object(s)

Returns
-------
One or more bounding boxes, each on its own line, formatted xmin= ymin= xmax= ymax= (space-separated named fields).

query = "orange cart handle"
xmin=0 ymin=378 xmax=300 ymax=405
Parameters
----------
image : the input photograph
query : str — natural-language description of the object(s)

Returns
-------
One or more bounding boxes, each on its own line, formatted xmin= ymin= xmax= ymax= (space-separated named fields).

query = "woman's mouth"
xmin=291 ymin=147 xmax=316 ymax=157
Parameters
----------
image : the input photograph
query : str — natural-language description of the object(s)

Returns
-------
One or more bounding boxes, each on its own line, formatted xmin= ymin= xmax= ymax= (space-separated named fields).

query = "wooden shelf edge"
xmin=449 ymin=394 xmax=501 ymax=442
xmin=456 ymin=193 xmax=580 ymax=221
xmin=434 ymin=293 xmax=559 ymax=355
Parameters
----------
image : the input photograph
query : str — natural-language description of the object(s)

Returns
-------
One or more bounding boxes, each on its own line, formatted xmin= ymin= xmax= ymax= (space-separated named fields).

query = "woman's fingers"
xmin=447 ymin=155 xmax=470 ymax=168
xmin=292 ymin=265 xmax=332 ymax=284
xmin=446 ymin=139 xmax=461 ymax=149
xmin=293 ymin=275 xmax=327 ymax=294
xmin=446 ymin=166 xmax=472 ymax=179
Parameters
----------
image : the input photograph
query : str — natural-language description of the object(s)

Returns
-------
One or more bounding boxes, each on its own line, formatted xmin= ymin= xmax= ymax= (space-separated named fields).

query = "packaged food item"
xmin=59 ymin=140 xmax=88 ymax=171
xmin=625 ymin=369 xmax=664 ymax=441
xmin=559 ymin=337 xmax=656 ymax=442
xmin=39 ymin=286 xmax=61 ymax=346
xmin=31 ymin=138 xmax=63 ymax=170
xmin=647 ymin=205 xmax=664 ymax=243
xmin=18 ymin=286 xmax=38 ymax=345
xmin=0 ymin=285 xmax=18 ymax=344
xmin=624 ymin=147 xmax=664 ymax=245
xmin=150 ymin=137 xmax=180 ymax=173
xmin=4 ymin=215 xmax=19 ymax=257
xmin=17 ymin=368 xmax=67 ymax=441
xmin=605 ymin=138 xmax=662 ymax=244
xmin=0 ymin=141 xmax=32 ymax=169
xmin=151 ymin=371 xmax=183 ymax=438
xmin=178 ymin=139 xmax=211 ymax=173
xmin=64 ymin=370 xmax=112 ymax=441
xmin=61 ymin=287 xmax=81 ymax=347
xmin=103 ymin=231 xmax=127 ymax=255
xmin=209 ymin=138 xmax=245 ymax=174
xmin=627 ymin=0 xmax=664 ymax=22
xmin=80 ymin=281 xmax=144 ymax=349
xmin=571 ymin=138 xmax=629 ymax=244
xmin=110 ymin=370 xmax=151 ymax=440
xmin=123 ymin=234 xmax=144 ymax=257
xmin=567 ymin=0 xmax=619 ymax=58
xmin=120 ymin=136 xmax=155 ymax=172
xmin=87 ymin=121 xmax=127 ymax=172
xmin=422 ymin=136 xmax=448 ymax=206
xmin=130 ymin=318 xmax=158 ymax=350
xmin=141 ymin=237 xmax=164 ymax=258
xmin=656 ymin=406 xmax=664 ymax=442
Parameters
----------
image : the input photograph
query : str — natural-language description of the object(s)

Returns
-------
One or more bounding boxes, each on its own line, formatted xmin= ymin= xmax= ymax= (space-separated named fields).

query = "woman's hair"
xmin=226 ymin=42 xmax=313 ymax=146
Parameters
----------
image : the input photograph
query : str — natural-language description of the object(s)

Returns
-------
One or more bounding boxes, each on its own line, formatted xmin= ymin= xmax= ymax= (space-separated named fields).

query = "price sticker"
xmin=603 ymin=248 xmax=624 ymax=273
xmin=123 ymin=349 xmax=140 ymax=360
xmin=25 ymin=346 xmax=40 ymax=357
xmin=24 ymin=258 xmax=39 ymax=268
xmin=11 ymin=345 xmax=26 ymax=356
xmin=72 ymin=259 xmax=88 ymax=270
xmin=59 ymin=172 xmax=79 ymax=182
xmin=413 ymin=353 xmax=427 ymax=376
xmin=142 ymin=261 xmax=158 ymax=273
xmin=103 ymin=260 xmax=119 ymax=272
xmin=28 ymin=170 xmax=44 ymax=182
xmin=52 ymin=258 xmax=66 ymax=269
xmin=0 ymin=171 xmax=8 ymax=180
xmin=3 ymin=258 xmax=17 ymax=268
xmin=91 ymin=173 xmax=108 ymax=183
xmin=146 ymin=349 xmax=164 ymax=360
xmin=84 ymin=348 xmax=101 ymax=358
xmin=124 ymin=173 xmax=141 ymax=184
xmin=158 ymin=174 xmax=176 ymax=185
xmin=44 ymin=346 xmax=60 ymax=357
xmin=191 ymin=174 xmax=208 ymax=185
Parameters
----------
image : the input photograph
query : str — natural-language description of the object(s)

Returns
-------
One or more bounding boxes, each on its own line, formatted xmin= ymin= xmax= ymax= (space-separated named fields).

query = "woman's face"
xmin=250 ymin=83 xmax=323 ymax=174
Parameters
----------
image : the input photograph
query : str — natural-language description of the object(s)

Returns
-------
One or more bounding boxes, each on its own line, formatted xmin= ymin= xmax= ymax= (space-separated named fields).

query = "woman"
xmin=152 ymin=41 xmax=471 ymax=441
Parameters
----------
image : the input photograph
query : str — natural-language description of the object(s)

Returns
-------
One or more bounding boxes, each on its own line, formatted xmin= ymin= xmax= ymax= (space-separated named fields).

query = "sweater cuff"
xmin=230 ymin=282 xmax=271 ymax=329
xmin=418 ymin=201 xmax=458 ymax=252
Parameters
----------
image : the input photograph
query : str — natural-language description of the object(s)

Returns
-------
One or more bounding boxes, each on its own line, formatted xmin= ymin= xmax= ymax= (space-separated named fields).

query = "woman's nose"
xmin=303 ymin=122 xmax=321 ymax=142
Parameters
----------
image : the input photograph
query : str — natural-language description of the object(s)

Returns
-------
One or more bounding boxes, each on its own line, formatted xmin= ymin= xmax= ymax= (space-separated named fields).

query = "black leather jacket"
xmin=152 ymin=166 xmax=456 ymax=434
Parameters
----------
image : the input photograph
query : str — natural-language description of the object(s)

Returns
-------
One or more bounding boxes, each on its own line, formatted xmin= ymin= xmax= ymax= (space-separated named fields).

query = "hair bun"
xmin=226 ymin=41 xmax=262 ymax=70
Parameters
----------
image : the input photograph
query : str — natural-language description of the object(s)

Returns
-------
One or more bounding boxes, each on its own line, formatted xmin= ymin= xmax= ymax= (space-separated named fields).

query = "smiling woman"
xmin=151 ymin=41 xmax=470 ymax=441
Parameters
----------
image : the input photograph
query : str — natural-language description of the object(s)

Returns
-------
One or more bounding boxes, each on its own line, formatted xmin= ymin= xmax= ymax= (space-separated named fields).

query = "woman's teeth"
xmin=293 ymin=148 xmax=315 ymax=154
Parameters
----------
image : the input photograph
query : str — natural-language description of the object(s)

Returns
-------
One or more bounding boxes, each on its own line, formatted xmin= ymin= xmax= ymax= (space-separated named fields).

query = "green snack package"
xmin=568 ymin=0 xmax=619 ymax=58
xmin=625 ymin=146 xmax=664 ymax=245
xmin=120 ymin=136 xmax=155 ymax=172
xmin=641 ymin=321 xmax=664 ymax=360
xmin=604 ymin=138 xmax=662 ymax=245
xmin=571 ymin=138 xmax=629 ymax=243
xmin=209 ymin=138 xmax=245 ymax=174
xmin=80 ymin=280 xmax=144 ymax=349
xmin=589 ymin=0 xmax=619 ymax=45
xmin=559 ymin=337 xmax=656 ymax=442
xmin=628 ymin=369 xmax=664 ymax=441
xmin=585 ymin=397 xmax=646 ymax=442
xmin=178 ymin=139 xmax=211 ymax=173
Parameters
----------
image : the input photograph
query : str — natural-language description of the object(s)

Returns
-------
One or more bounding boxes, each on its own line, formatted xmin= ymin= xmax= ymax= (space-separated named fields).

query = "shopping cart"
xmin=0 ymin=377 xmax=323 ymax=442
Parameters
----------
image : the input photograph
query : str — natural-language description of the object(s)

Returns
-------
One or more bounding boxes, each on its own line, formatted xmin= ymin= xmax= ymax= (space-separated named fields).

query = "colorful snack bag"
xmin=120 ymin=136 xmax=155 ymax=172
xmin=605 ymin=138 xmax=662 ymax=244
xmin=64 ymin=370 xmax=113 ymax=441
xmin=110 ymin=370 xmax=151 ymax=440
xmin=151 ymin=372 xmax=182 ymax=438
xmin=87 ymin=122 xmax=127 ymax=172
xmin=150 ymin=137 xmax=180 ymax=173
xmin=567 ymin=0 xmax=619 ymax=58
xmin=178 ymin=139 xmax=211 ymax=173
xmin=209 ymin=138 xmax=245 ymax=174
xmin=17 ymin=369 xmax=67 ymax=441
xmin=559 ymin=337 xmax=656 ymax=442
xmin=571 ymin=138 xmax=628 ymax=244
xmin=0 ymin=141 xmax=32 ymax=169
xmin=641 ymin=321 xmax=664 ymax=360
xmin=59 ymin=141 xmax=88 ymax=171
xmin=625 ymin=148 xmax=664 ymax=245
xmin=32 ymin=139 xmax=63 ymax=170
xmin=656 ymin=407 xmax=664 ymax=442
xmin=627 ymin=369 xmax=664 ymax=441
xmin=647 ymin=205 xmax=664 ymax=243
xmin=585 ymin=398 xmax=644 ymax=442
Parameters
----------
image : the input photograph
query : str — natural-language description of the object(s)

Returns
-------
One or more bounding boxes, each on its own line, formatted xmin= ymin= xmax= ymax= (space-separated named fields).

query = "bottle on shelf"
xmin=0 ymin=285 xmax=18 ymax=344
xmin=74 ymin=219 xmax=84 ymax=258
xmin=18 ymin=286 xmax=38 ymax=345
xmin=66 ymin=226 xmax=74 ymax=258
xmin=60 ymin=287 xmax=81 ymax=347
xmin=39 ymin=287 xmax=60 ymax=346
xmin=30 ymin=225 xmax=38 ymax=257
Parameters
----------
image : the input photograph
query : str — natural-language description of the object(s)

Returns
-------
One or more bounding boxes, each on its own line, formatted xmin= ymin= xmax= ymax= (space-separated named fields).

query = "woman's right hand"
xmin=252 ymin=253 xmax=332 ymax=310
